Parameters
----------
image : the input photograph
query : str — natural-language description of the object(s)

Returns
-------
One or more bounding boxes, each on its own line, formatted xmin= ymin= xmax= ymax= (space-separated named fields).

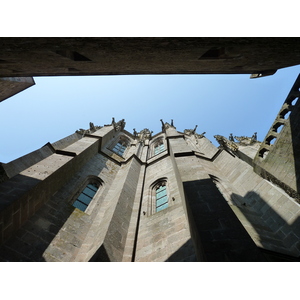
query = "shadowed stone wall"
xmin=1 ymin=118 xmax=300 ymax=262
xmin=254 ymin=74 xmax=300 ymax=200
xmin=1 ymin=38 xmax=300 ymax=77
xmin=0 ymin=77 xmax=35 ymax=102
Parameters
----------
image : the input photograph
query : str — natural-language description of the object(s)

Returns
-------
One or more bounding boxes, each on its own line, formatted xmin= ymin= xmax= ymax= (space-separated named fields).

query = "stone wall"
xmin=254 ymin=74 xmax=300 ymax=200
xmin=0 ymin=126 xmax=112 ymax=260
xmin=136 ymin=155 xmax=196 ymax=262
xmin=213 ymin=148 xmax=300 ymax=257
xmin=1 ymin=38 xmax=300 ymax=77
xmin=1 ymin=120 xmax=300 ymax=261
xmin=0 ymin=77 xmax=35 ymax=102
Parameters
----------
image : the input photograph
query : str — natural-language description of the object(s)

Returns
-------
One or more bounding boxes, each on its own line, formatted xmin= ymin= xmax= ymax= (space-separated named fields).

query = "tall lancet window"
xmin=73 ymin=182 xmax=99 ymax=212
xmin=155 ymin=182 xmax=168 ymax=212
xmin=154 ymin=140 xmax=165 ymax=155
xmin=152 ymin=137 xmax=165 ymax=157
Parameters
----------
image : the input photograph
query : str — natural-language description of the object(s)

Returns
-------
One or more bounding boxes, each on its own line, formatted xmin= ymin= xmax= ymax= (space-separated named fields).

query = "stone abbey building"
xmin=1 ymin=72 xmax=300 ymax=261
xmin=1 ymin=36 xmax=300 ymax=262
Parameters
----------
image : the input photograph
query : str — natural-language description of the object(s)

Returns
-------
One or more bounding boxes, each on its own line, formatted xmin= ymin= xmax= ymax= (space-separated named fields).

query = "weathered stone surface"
xmin=0 ymin=113 xmax=300 ymax=261
xmin=254 ymin=75 xmax=300 ymax=201
xmin=0 ymin=77 xmax=35 ymax=102
xmin=0 ymin=38 xmax=300 ymax=77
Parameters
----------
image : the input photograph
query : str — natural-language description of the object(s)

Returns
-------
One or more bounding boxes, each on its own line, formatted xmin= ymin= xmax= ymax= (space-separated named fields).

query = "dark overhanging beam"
xmin=0 ymin=37 xmax=300 ymax=77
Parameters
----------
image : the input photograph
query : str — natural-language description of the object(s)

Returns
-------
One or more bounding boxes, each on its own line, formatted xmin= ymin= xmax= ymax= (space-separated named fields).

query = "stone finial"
xmin=136 ymin=128 xmax=152 ymax=143
xmin=193 ymin=125 xmax=198 ymax=134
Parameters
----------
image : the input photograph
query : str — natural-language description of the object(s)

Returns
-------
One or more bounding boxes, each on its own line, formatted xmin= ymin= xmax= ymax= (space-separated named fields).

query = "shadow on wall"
xmin=165 ymin=239 xmax=197 ymax=262
xmin=230 ymin=191 xmax=300 ymax=260
xmin=290 ymin=84 xmax=300 ymax=196
xmin=89 ymin=244 xmax=111 ymax=262
xmin=0 ymin=153 xmax=112 ymax=262
xmin=256 ymin=75 xmax=300 ymax=201
xmin=0 ymin=192 xmax=76 ymax=262
xmin=0 ymin=203 xmax=74 ymax=262
xmin=182 ymin=178 xmax=266 ymax=262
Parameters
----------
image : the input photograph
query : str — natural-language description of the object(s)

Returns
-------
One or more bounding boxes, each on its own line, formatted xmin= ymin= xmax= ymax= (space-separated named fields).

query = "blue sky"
xmin=1 ymin=64 xmax=300 ymax=163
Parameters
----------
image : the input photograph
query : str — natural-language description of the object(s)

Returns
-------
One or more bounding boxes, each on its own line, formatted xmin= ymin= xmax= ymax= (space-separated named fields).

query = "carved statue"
xmin=229 ymin=133 xmax=234 ymax=141
xmin=184 ymin=126 xmax=205 ymax=144
xmin=214 ymin=135 xmax=238 ymax=152
xmin=133 ymin=128 xmax=137 ymax=137
xmin=184 ymin=125 xmax=198 ymax=136
xmin=184 ymin=129 xmax=194 ymax=136
xmin=89 ymin=122 xmax=95 ymax=131
xmin=112 ymin=117 xmax=126 ymax=131
xmin=76 ymin=128 xmax=88 ymax=135
xmin=76 ymin=122 xmax=102 ymax=136
xmin=160 ymin=119 xmax=176 ymax=131
xmin=234 ymin=132 xmax=258 ymax=146
xmin=196 ymin=132 xmax=206 ymax=139
xmin=234 ymin=136 xmax=248 ymax=143
xmin=136 ymin=128 xmax=153 ymax=143
xmin=160 ymin=119 xmax=165 ymax=130
xmin=251 ymin=132 xmax=257 ymax=142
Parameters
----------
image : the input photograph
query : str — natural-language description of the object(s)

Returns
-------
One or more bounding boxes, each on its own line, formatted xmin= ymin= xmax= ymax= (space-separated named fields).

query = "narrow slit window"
xmin=73 ymin=183 xmax=98 ymax=211
xmin=156 ymin=184 xmax=168 ymax=212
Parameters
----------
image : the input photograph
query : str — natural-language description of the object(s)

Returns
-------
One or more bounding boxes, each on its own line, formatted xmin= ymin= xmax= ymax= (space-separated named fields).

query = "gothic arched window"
xmin=154 ymin=139 xmax=165 ymax=155
xmin=73 ymin=177 xmax=102 ymax=212
xmin=112 ymin=136 xmax=129 ymax=157
xmin=150 ymin=137 xmax=165 ymax=158
xmin=147 ymin=178 xmax=170 ymax=215
xmin=155 ymin=181 xmax=168 ymax=212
